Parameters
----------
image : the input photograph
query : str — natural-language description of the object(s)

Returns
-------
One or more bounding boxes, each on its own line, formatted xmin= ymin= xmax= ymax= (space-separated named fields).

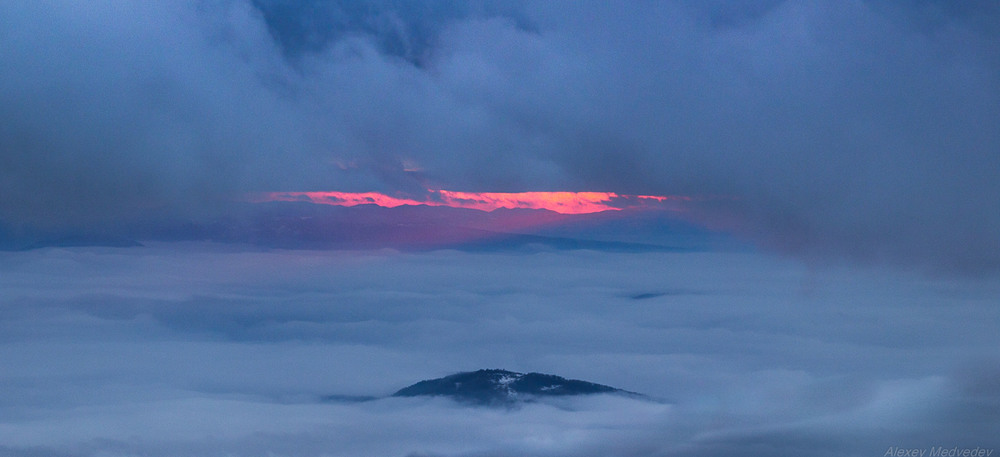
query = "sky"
xmin=1 ymin=1 xmax=999 ymax=456
xmin=1 ymin=0 xmax=998 ymax=270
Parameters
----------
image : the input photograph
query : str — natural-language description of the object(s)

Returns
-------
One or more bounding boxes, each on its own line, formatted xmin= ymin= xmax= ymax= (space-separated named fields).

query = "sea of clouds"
xmin=1 ymin=244 xmax=997 ymax=456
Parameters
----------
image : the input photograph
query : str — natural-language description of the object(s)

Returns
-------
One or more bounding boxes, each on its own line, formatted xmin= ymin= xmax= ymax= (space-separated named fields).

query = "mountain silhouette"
xmin=392 ymin=369 xmax=641 ymax=406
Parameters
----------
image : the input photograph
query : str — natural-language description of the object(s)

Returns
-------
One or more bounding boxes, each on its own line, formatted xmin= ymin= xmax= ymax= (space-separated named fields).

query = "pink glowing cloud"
xmin=252 ymin=190 xmax=691 ymax=214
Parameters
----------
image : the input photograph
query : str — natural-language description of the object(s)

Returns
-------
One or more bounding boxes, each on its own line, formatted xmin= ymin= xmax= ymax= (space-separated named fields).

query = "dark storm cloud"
xmin=250 ymin=0 xmax=536 ymax=64
xmin=2 ymin=0 xmax=998 ymax=270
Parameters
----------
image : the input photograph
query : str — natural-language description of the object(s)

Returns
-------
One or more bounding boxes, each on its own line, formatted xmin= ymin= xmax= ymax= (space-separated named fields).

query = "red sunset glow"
xmin=253 ymin=190 xmax=689 ymax=214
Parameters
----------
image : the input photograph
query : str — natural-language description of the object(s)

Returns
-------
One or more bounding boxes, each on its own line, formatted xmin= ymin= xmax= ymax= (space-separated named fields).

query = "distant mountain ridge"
xmin=392 ymin=369 xmax=641 ymax=406
xmin=1 ymin=201 xmax=730 ymax=252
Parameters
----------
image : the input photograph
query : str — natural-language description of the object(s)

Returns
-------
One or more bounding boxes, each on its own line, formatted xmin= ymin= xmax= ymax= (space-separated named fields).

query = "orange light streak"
xmin=253 ymin=190 xmax=688 ymax=214
xmin=436 ymin=190 xmax=619 ymax=214
xmin=258 ymin=191 xmax=429 ymax=208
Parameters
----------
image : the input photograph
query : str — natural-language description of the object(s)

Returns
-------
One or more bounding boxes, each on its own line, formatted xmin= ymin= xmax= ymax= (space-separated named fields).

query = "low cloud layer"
xmin=1 ymin=245 xmax=997 ymax=456
xmin=1 ymin=1 xmax=998 ymax=270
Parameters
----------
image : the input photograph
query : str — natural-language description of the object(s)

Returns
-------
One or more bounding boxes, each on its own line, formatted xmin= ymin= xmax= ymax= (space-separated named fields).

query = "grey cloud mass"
xmin=1 ymin=0 xmax=998 ymax=270
xmin=0 ymin=246 xmax=998 ymax=456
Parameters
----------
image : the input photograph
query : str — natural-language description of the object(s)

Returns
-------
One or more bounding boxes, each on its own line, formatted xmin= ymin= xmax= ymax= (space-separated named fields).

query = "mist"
xmin=1 ymin=245 xmax=997 ymax=456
